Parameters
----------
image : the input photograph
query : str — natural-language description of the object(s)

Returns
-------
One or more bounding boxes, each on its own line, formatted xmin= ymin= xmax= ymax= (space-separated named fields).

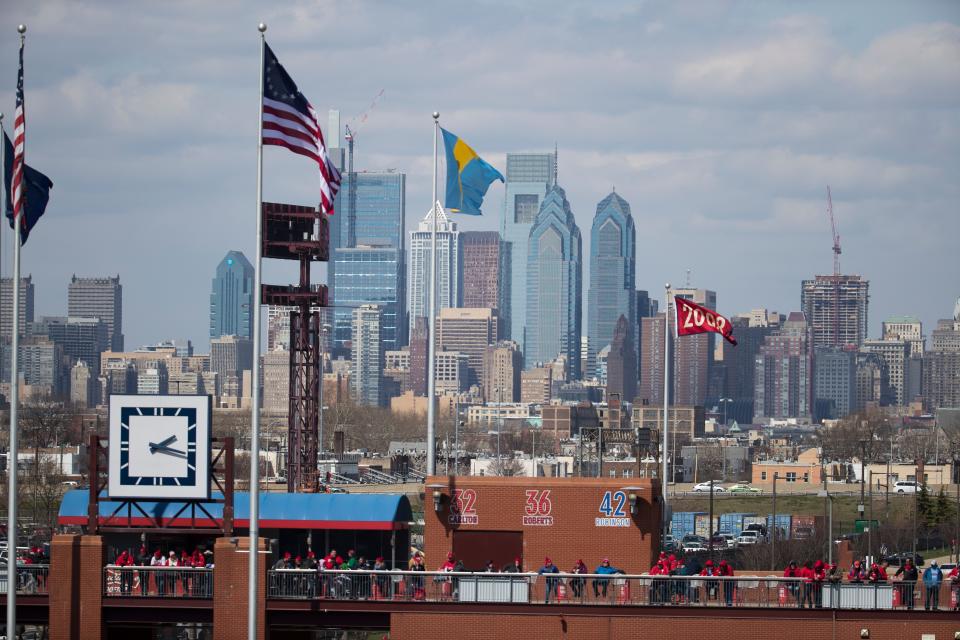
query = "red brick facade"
xmin=213 ymin=536 xmax=268 ymax=640
xmin=424 ymin=476 xmax=661 ymax=574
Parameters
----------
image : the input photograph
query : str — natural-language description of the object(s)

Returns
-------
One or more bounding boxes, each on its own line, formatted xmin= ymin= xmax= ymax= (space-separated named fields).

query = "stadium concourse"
xmin=3 ymin=479 xmax=955 ymax=639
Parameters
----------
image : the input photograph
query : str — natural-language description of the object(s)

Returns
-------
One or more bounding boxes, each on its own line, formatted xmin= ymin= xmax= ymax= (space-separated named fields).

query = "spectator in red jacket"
xmin=718 ymin=560 xmax=735 ymax=606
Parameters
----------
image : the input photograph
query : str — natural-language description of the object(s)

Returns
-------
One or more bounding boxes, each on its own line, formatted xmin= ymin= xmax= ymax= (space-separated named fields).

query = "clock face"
xmin=108 ymin=395 xmax=211 ymax=500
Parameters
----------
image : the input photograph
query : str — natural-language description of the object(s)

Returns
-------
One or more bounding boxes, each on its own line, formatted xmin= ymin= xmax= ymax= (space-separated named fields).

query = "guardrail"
xmin=103 ymin=566 xmax=213 ymax=599
xmin=0 ymin=565 xmax=50 ymax=595
xmin=266 ymin=569 xmax=960 ymax=611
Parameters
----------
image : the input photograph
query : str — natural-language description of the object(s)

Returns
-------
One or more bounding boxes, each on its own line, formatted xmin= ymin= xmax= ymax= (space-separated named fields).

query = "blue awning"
xmin=59 ymin=490 xmax=413 ymax=530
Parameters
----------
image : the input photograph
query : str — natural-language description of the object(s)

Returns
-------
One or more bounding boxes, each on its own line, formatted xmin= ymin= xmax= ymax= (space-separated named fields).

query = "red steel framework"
xmin=260 ymin=202 xmax=329 ymax=493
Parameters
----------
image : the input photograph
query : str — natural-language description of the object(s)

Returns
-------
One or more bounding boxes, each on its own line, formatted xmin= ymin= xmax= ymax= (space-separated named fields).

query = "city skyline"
xmin=0 ymin=1 xmax=956 ymax=350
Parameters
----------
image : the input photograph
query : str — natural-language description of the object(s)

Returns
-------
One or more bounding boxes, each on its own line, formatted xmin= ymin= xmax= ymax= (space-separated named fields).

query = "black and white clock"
xmin=108 ymin=394 xmax=212 ymax=500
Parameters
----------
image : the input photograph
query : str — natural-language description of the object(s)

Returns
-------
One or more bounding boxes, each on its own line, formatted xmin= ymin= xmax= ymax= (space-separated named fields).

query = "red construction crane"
xmin=826 ymin=186 xmax=842 ymax=346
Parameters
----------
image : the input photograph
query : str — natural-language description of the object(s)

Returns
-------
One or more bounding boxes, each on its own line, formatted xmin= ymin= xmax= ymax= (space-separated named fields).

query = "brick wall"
xmin=390 ymin=611 xmax=960 ymax=640
xmin=424 ymin=476 xmax=661 ymax=574
xmin=49 ymin=534 xmax=80 ymax=640
xmin=213 ymin=536 xmax=268 ymax=640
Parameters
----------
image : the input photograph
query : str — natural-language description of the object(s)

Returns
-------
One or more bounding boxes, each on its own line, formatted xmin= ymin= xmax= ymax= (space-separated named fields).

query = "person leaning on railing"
xmin=569 ymin=559 xmax=588 ymax=599
xmin=921 ymin=561 xmax=942 ymax=611
xmin=537 ymin=557 xmax=561 ymax=603
xmin=783 ymin=560 xmax=802 ymax=607
xmin=592 ymin=558 xmax=621 ymax=599
xmin=847 ymin=560 xmax=866 ymax=583
xmin=894 ymin=558 xmax=919 ymax=610
xmin=948 ymin=564 xmax=960 ymax=611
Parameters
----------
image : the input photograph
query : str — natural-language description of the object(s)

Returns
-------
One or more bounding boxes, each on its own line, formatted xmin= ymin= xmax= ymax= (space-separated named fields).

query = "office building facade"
xmin=209 ymin=251 xmax=253 ymax=341
xmin=436 ymin=307 xmax=499 ymax=391
xmin=0 ymin=276 xmax=35 ymax=340
xmin=68 ymin=275 xmax=123 ymax=351
xmin=210 ymin=335 xmax=253 ymax=398
xmin=501 ymin=152 xmax=556 ymax=347
xmin=332 ymin=246 xmax=405 ymax=355
xmin=813 ymin=346 xmax=857 ymax=420
xmin=525 ymin=184 xmax=582 ymax=380
xmin=587 ymin=192 xmax=635 ymax=378
xmin=351 ymin=304 xmax=384 ymax=406
xmin=483 ymin=340 xmax=522 ymax=403
xmin=754 ymin=312 xmax=813 ymax=421
xmin=461 ymin=231 xmax=507 ymax=321
xmin=606 ymin=314 xmax=637 ymax=404
xmin=408 ymin=206 xmax=460 ymax=336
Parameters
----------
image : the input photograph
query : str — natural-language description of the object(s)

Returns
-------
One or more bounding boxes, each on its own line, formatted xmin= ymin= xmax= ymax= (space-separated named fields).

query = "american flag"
xmin=11 ymin=38 xmax=25 ymax=225
xmin=262 ymin=43 xmax=341 ymax=215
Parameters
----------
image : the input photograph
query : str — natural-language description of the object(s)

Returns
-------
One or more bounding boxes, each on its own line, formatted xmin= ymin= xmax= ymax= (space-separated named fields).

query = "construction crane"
xmin=342 ymin=90 xmax=384 ymax=248
xmin=826 ymin=186 xmax=841 ymax=346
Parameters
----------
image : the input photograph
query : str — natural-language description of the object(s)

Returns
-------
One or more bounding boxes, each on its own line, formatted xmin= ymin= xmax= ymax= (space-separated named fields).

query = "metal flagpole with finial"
xmin=662 ymin=282 xmax=671 ymax=536
xmin=249 ymin=21 xmax=267 ymax=640
xmin=7 ymin=22 xmax=26 ymax=639
xmin=426 ymin=111 xmax=439 ymax=476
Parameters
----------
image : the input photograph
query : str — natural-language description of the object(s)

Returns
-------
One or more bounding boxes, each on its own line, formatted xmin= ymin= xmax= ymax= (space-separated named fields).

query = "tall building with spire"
xmin=408 ymin=205 xmax=461 ymax=336
xmin=501 ymin=151 xmax=556 ymax=348
xmin=525 ymin=184 xmax=582 ymax=380
xmin=586 ymin=191 xmax=635 ymax=378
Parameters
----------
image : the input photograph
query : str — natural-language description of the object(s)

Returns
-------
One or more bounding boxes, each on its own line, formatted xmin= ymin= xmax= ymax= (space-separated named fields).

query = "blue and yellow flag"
xmin=441 ymin=128 xmax=504 ymax=215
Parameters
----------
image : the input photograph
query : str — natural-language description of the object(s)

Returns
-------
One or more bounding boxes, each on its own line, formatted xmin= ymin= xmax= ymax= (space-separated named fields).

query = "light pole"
xmin=858 ymin=438 xmax=868 ymax=526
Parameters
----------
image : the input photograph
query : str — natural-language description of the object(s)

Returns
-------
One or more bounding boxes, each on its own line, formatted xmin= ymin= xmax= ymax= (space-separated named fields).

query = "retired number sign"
xmin=448 ymin=489 xmax=478 ymax=525
xmin=595 ymin=491 xmax=630 ymax=527
xmin=522 ymin=489 xmax=553 ymax=526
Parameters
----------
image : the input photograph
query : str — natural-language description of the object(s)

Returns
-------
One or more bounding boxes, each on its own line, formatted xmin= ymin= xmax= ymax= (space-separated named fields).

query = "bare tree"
xmin=818 ymin=410 xmax=893 ymax=463
xmin=490 ymin=454 xmax=524 ymax=477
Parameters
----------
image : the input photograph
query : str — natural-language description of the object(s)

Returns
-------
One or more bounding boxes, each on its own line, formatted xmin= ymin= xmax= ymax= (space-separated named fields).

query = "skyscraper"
xmin=587 ymin=192 xmax=635 ymax=378
xmin=329 ymin=171 xmax=406 ymax=349
xmin=882 ymin=316 xmax=924 ymax=357
xmin=800 ymin=274 xmax=869 ymax=349
xmin=209 ymin=252 xmax=254 ymax=341
xmin=408 ymin=205 xmax=461 ymax=336
xmin=754 ymin=312 xmax=813 ymax=421
xmin=525 ymin=184 xmax=582 ymax=380
xmin=501 ymin=152 xmax=556 ymax=347
xmin=332 ymin=246 xmax=405 ymax=356
xmin=351 ymin=304 xmax=384 ymax=406
xmin=34 ymin=316 xmax=110 ymax=398
xmin=407 ymin=316 xmax=428 ymax=395
xmin=638 ymin=314 xmax=668 ymax=406
xmin=924 ymin=314 xmax=960 ymax=411
xmin=68 ymin=275 xmax=123 ymax=351
xmin=436 ymin=307 xmax=498 ymax=390
xmin=0 ymin=276 xmax=34 ymax=340
xmin=461 ymin=231 xmax=507 ymax=321
xmin=606 ymin=315 xmax=637 ymax=403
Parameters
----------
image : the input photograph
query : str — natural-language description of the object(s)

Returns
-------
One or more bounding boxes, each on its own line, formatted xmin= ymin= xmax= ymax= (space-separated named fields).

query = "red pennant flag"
xmin=674 ymin=296 xmax=738 ymax=346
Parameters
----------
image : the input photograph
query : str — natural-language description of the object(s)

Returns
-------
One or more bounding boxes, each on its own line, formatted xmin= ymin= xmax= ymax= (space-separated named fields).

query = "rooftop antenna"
xmin=685 ymin=269 xmax=692 ymax=288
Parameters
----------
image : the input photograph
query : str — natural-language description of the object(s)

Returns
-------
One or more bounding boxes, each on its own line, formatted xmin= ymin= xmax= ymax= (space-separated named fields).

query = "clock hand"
xmin=155 ymin=445 xmax=187 ymax=457
xmin=148 ymin=435 xmax=178 ymax=453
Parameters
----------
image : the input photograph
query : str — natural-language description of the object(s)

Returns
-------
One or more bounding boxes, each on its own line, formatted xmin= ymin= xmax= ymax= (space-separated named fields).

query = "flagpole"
xmin=661 ymin=282 xmax=670 ymax=535
xmin=7 ymin=24 xmax=25 ymax=639
xmin=426 ymin=111 xmax=439 ymax=477
xmin=248 ymin=21 xmax=267 ymax=640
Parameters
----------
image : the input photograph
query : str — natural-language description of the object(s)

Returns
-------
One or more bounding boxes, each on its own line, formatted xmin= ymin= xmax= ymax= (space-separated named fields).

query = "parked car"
xmin=710 ymin=534 xmax=737 ymax=549
xmin=681 ymin=534 xmax=707 ymax=546
xmin=693 ymin=481 xmax=726 ymax=493
xmin=728 ymin=483 xmax=762 ymax=494
xmin=682 ymin=541 xmax=707 ymax=553
xmin=884 ymin=552 xmax=924 ymax=567
xmin=662 ymin=534 xmax=679 ymax=552
xmin=894 ymin=480 xmax=918 ymax=494
xmin=737 ymin=530 xmax=764 ymax=545
xmin=744 ymin=523 xmax=767 ymax=537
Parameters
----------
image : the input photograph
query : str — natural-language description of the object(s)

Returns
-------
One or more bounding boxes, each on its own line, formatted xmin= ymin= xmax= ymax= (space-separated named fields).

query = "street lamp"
xmin=771 ymin=472 xmax=779 ymax=570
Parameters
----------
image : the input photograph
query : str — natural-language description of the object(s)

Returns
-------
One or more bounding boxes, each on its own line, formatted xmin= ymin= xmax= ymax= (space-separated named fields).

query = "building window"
xmin=786 ymin=472 xmax=797 ymax=483
xmin=623 ymin=469 xmax=633 ymax=478
xmin=803 ymin=473 xmax=809 ymax=483
xmin=609 ymin=469 xmax=617 ymax=478
xmin=761 ymin=471 xmax=767 ymax=480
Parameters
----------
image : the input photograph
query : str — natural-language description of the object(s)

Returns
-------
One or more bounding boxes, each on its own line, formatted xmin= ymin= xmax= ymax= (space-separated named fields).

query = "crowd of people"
xmin=111 ymin=546 xmax=214 ymax=597
xmin=782 ymin=557 xmax=960 ymax=611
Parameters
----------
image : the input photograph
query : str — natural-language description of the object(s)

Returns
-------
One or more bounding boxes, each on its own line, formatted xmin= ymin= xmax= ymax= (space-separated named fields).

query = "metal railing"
xmin=0 ymin=565 xmax=50 ymax=595
xmin=266 ymin=569 xmax=960 ymax=611
xmin=103 ymin=565 xmax=213 ymax=599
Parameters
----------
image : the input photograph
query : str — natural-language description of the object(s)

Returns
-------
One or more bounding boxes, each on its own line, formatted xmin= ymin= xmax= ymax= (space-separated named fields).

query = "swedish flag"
xmin=441 ymin=128 xmax=504 ymax=215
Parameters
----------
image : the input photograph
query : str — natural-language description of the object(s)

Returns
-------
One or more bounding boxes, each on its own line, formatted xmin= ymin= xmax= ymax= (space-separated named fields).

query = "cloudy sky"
xmin=2 ymin=1 xmax=958 ymax=350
